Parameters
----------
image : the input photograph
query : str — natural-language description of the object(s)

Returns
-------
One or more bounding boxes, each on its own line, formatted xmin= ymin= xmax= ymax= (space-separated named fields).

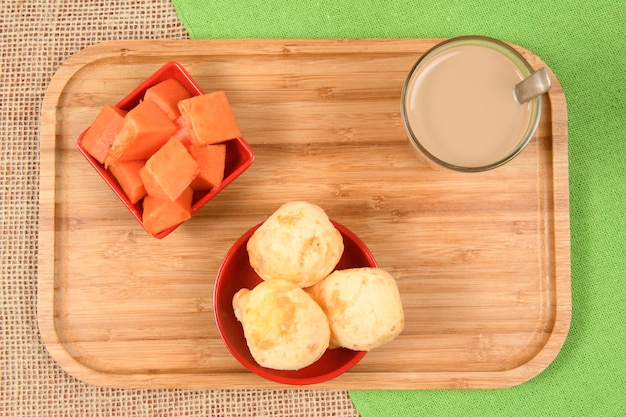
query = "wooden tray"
xmin=38 ymin=39 xmax=571 ymax=389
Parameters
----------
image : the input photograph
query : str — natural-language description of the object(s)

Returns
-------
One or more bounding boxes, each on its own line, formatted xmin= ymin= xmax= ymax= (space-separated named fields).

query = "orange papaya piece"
xmin=139 ymin=137 xmax=199 ymax=201
xmin=144 ymin=78 xmax=192 ymax=121
xmin=173 ymin=115 xmax=193 ymax=147
xmin=81 ymin=104 xmax=127 ymax=164
xmin=108 ymin=160 xmax=147 ymax=204
xmin=188 ymin=143 xmax=226 ymax=190
xmin=105 ymin=99 xmax=177 ymax=167
xmin=142 ymin=187 xmax=193 ymax=235
xmin=178 ymin=91 xmax=242 ymax=146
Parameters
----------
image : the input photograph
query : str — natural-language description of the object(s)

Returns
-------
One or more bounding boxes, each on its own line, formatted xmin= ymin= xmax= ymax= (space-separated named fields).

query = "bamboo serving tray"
xmin=38 ymin=39 xmax=571 ymax=389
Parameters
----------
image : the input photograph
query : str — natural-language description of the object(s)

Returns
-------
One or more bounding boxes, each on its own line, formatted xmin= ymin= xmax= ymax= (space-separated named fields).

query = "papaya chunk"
xmin=178 ymin=91 xmax=242 ymax=146
xmin=105 ymin=99 xmax=177 ymax=167
xmin=81 ymin=104 xmax=127 ymax=164
xmin=144 ymin=78 xmax=192 ymax=121
xmin=142 ymin=187 xmax=193 ymax=235
xmin=188 ymin=143 xmax=226 ymax=190
xmin=108 ymin=160 xmax=147 ymax=204
xmin=139 ymin=137 xmax=199 ymax=201
xmin=173 ymin=115 xmax=193 ymax=147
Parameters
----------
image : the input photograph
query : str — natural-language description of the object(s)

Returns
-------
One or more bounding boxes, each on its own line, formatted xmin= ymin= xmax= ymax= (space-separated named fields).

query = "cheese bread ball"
xmin=247 ymin=201 xmax=344 ymax=288
xmin=233 ymin=279 xmax=330 ymax=370
xmin=306 ymin=268 xmax=404 ymax=351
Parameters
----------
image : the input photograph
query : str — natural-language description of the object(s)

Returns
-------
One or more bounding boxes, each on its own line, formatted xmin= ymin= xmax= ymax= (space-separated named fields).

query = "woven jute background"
xmin=0 ymin=1 xmax=360 ymax=415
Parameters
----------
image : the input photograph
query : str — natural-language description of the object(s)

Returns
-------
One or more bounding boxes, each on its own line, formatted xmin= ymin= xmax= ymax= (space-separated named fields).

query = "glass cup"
xmin=401 ymin=36 xmax=542 ymax=172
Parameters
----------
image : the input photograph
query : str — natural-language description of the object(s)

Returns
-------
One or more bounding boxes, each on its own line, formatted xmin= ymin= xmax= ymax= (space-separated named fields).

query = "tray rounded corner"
xmin=36 ymin=313 xmax=111 ymax=388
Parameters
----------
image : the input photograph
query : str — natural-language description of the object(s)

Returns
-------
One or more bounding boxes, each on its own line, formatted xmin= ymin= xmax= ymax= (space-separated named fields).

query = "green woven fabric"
xmin=171 ymin=1 xmax=625 ymax=416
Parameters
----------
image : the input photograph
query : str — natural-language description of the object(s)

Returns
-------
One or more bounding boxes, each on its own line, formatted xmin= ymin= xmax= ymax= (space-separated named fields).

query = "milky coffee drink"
xmin=403 ymin=42 xmax=537 ymax=170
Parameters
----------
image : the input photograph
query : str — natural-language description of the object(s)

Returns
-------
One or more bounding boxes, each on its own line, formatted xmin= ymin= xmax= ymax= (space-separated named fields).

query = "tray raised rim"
xmin=38 ymin=38 xmax=571 ymax=390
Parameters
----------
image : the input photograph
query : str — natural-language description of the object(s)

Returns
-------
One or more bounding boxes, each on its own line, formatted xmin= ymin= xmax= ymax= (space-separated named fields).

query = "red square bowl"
xmin=76 ymin=61 xmax=255 ymax=239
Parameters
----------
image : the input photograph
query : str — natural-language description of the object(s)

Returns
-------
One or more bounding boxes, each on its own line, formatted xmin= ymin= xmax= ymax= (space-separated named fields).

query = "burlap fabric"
xmin=0 ymin=1 xmax=359 ymax=415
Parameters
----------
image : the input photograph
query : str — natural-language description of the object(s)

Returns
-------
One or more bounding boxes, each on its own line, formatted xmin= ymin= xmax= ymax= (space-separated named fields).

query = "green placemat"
xmin=171 ymin=1 xmax=625 ymax=416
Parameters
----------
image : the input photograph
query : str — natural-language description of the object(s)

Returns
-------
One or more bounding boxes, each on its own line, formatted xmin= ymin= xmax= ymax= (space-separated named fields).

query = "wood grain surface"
xmin=38 ymin=39 xmax=570 ymax=389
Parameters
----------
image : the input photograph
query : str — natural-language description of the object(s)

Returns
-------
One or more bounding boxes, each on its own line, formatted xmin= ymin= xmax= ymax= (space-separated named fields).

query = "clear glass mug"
xmin=401 ymin=36 xmax=543 ymax=172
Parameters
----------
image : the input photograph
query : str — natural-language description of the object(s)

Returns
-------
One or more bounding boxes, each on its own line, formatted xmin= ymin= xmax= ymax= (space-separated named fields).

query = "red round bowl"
xmin=213 ymin=220 xmax=375 ymax=385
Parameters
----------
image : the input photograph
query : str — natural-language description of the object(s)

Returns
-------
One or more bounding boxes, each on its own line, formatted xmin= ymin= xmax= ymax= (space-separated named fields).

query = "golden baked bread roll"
xmin=306 ymin=267 xmax=404 ymax=351
xmin=233 ymin=279 xmax=330 ymax=370
xmin=247 ymin=201 xmax=344 ymax=288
